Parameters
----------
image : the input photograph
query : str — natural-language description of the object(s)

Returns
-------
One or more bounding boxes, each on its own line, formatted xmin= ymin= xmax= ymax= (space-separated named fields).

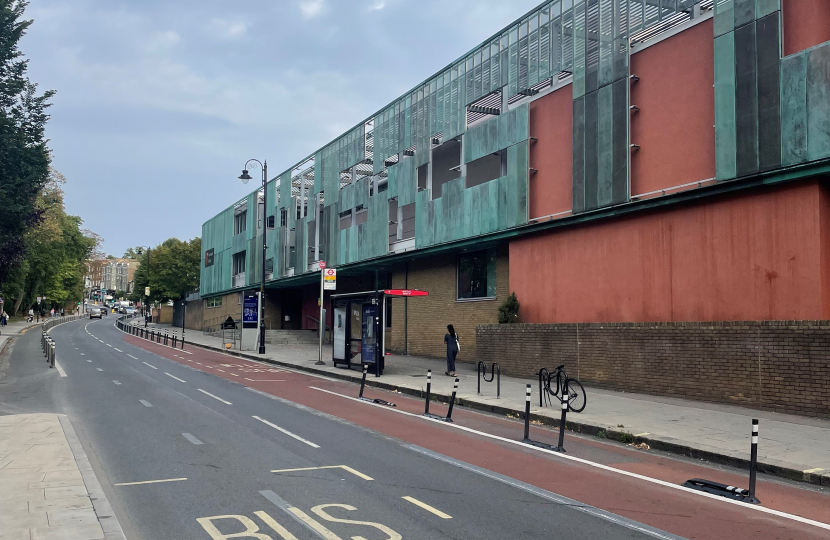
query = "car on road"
xmin=124 ymin=307 xmax=135 ymax=315
xmin=89 ymin=308 xmax=102 ymax=319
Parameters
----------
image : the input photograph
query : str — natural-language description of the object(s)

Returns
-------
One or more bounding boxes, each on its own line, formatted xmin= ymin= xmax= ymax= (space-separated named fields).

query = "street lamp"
xmin=239 ymin=159 xmax=267 ymax=355
xmin=136 ymin=246 xmax=151 ymax=328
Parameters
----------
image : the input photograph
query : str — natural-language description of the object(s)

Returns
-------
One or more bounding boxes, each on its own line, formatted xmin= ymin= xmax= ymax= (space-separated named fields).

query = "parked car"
xmin=125 ymin=307 xmax=135 ymax=315
xmin=89 ymin=308 xmax=102 ymax=319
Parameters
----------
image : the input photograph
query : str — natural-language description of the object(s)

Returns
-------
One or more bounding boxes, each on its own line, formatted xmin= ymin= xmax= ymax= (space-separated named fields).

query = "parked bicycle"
xmin=538 ymin=364 xmax=586 ymax=413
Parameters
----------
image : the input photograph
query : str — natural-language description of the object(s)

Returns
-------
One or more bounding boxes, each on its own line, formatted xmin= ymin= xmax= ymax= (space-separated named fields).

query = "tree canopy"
xmin=0 ymin=0 xmax=55 ymax=285
xmin=129 ymin=237 xmax=201 ymax=305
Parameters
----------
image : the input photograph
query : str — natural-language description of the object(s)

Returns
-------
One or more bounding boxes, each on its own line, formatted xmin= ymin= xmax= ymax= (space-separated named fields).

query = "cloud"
xmin=144 ymin=30 xmax=180 ymax=53
xmin=299 ymin=0 xmax=325 ymax=18
xmin=207 ymin=18 xmax=248 ymax=39
xmin=368 ymin=1 xmax=385 ymax=10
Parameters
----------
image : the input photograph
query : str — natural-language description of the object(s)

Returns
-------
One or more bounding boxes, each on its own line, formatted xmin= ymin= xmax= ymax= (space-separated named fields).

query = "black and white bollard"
xmin=359 ymin=364 xmax=368 ymax=398
xmin=424 ymin=370 xmax=432 ymax=415
xmin=523 ymin=384 xmax=531 ymax=442
xmin=164 ymin=330 xmax=168 ymax=346
xmin=50 ymin=342 xmax=55 ymax=369
xmin=172 ymin=333 xmax=177 ymax=348
xmin=445 ymin=378 xmax=459 ymax=422
xmin=746 ymin=419 xmax=760 ymax=504
xmin=556 ymin=393 xmax=568 ymax=452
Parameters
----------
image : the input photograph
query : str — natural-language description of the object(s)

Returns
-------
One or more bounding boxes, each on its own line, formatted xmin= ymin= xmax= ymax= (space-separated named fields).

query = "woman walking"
xmin=444 ymin=324 xmax=459 ymax=377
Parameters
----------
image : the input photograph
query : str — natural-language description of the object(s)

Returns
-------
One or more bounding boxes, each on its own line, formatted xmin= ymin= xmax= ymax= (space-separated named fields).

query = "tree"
xmin=129 ymin=237 xmax=201 ymax=304
xmin=122 ymin=246 xmax=145 ymax=258
xmin=0 ymin=0 xmax=55 ymax=285
xmin=497 ymin=292 xmax=520 ymax=324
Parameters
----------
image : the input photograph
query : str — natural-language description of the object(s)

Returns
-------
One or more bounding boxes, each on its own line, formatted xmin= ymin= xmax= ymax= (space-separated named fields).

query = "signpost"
xmin=316 ymin=262 xmax=328 ymax=365
xmin=324 ymin=268 xmax=337 ymax=290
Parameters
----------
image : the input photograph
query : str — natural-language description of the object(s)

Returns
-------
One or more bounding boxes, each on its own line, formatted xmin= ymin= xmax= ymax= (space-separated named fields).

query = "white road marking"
xmin=86 ymin=360 xmax=92 ymax=363
xmin=106 ymin=344 xmax=112 ymax=348
xmin=127 ymin=354 xmax=138 ymax=359
xmin=252 ymin=416 xmax=319 ymax=448
xmin=142 ymin=362 xmax=158 ymax=370
xmin=215 ymin=368 xmax=225 ymax=372
xmin=270 ymin=465 xmax=371 ymax=481
xmin=114 ymin=478 xmax=187 ymax=486
xmin=245 ymin=378 xmax=285 ymax=382
xmin=402 ymin=496 xmax=452 ymax=519
xmin=139 ymin=400 xmax=152 ymax=407
xmin=55 ymin=362 xmax=67 ymax=378
xmin=197 ymin=389 xmax=232 ymax=405
xmin=114 ymin=348 xmax=122 ymax=352
xmin=165 ymin=372 xmax=186 ymax=383
xmin=309 ymin=386 xmax=830 ymax=532
xmin=229 ymin=373 xmax=239 ymax=377
xmin=182 ymin=433 xmax=203 ymax=445
xmin=80 ymin=353 xmax=85 ymax=356
xmin=113 ymin=380 xmax=121 ymax=385
xmin=96 ymin=368 xmax=103 ymax=372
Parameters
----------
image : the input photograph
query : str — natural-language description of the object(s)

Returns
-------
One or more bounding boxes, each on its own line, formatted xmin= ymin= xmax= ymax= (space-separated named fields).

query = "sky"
xmin=23 ymin=0 xmax=542 ymax=257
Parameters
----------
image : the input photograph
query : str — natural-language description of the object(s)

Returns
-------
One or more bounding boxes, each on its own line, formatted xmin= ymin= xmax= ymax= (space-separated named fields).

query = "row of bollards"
xmin=41 ymin=330 xmax=55 ymax=369
xmin=119 ymin=316 xmax=185 ymax=350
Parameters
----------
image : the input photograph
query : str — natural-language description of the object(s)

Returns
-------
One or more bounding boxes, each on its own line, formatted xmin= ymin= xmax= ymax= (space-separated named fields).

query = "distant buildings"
xmin=86 ymin=259 xmax=139 ymax=295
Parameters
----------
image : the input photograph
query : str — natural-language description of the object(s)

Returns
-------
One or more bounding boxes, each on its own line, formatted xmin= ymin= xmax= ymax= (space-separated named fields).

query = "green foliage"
xmin=497 ymin=292 xmax=520 ymax=324
xmin=130 ymin=237 xmax=201 ymax=304
xmin=0 ymin=169 xmax=96 ymax=313
xmin=0 ymin=0 xmax=55 ymax=283
xmin=122 ymin=246 xmax=145 ymax=258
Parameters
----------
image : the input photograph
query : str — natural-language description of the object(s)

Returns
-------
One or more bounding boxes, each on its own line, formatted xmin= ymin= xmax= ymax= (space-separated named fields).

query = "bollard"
xmin=359 ymin=364 xmax=368 ymax=398
xmin=523 ymin=384 xmax=531 ymax=442
xmin=445 ymin=378 xmax=459 ymax=422
xmin=424 ymin=370 xmax=432 ymax=415
xmin=164 ymin=330 xmax=168 ymax=346
xmin=746 ymin=419 xmax=760 ymax=504
xmin=181 ymin=334 xmax=185 ymax=350
xmin=50 ymin=343 xmax=55 ymax=369
xmin=172 ymin=334 xmax=177 ymax=348
xmin=556 ymin=389 xmax=568 ymax=452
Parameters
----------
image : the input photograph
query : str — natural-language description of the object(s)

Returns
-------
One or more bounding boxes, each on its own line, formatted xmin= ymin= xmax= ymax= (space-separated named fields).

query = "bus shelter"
xmin=331 ymin=289 xmax=428 ymax=376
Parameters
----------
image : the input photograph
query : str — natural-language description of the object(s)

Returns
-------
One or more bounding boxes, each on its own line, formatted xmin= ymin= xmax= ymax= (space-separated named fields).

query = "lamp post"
xmin=239 ymin=159 xmax=267 ymax=355
xmin=137 ymin=247 xmax=151 ymax=328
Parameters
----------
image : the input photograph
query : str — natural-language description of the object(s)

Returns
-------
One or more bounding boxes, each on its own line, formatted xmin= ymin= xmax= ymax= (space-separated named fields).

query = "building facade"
xmin=200 ymin=0 xmax=830 ymax=364
xmin=101 ymin=259 xmax=139 ymax=294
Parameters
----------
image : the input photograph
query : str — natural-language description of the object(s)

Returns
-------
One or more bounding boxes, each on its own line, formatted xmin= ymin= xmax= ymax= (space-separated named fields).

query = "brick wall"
xmin=201 ymin=290 xmax=282 ymax=331
xmin=476 ymin=321 xmax=830 ymax=418
xmin=387 ymin=245 xmax=510 ymax=361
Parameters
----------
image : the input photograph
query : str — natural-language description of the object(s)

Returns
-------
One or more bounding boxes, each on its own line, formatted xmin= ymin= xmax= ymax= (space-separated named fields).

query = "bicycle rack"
xmin=477 ymin=361 xmax=500 ymax=398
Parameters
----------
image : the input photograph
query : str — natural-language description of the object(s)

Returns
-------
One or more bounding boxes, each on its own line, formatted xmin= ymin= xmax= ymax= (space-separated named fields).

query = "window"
xmin=457 ymin=249 xmax=497 ymax=300
xmin=206 ymin=297 xmax=222 ymax=308
xmin=354 ymin=206 xmax=368 ymax=226
xmin=232 ymin=251 xmax=246 ymax=275
xmin=339 ymin=210 xmax=352 ymax=231
xmin=234 ymin=211 xmax=247 ymax=235
xmin=388 ymin=198 xmax=398 ymax=248
xmin=280 ymin=208 xmax=287 ymax=227
xmin=466 ymin=150 xmax=505 ymax=188
xmin=417 ymin=163 xmax=428 ymax=191
xmin=431 ymin=138 xmax=462 ymax=199
xmin=401 ymin=203 xmax=415 ymax=240
xmin=267 ymin=215 xmax=275 ymax=229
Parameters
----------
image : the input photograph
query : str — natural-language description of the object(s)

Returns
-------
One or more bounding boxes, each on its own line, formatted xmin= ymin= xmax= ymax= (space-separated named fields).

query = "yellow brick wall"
xmin=386 ymin=245 xmax=509 ymax=364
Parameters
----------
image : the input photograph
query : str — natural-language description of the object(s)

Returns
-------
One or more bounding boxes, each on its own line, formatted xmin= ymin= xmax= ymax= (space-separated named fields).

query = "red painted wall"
xmin=510 ymin=181 xmax=825 ymax=323
xmin=629 ymin=19 xmax=715 ymax=197
xmin=301 ymin=284 xmax=333 ymax=330
xmin=528 ymin=85 xmax=573 ymax=220
xmin=783 ymin=0 xmax=830 ymax=56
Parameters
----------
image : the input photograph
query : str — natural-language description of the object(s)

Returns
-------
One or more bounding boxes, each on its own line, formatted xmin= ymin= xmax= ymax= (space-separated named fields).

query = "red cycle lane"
xmin=121 ymin=333 xmax=830 ymax=540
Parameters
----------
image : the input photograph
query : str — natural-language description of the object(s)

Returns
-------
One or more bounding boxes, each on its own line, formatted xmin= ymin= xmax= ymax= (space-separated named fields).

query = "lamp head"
xmin=239 ymin=169 xmax=252 ymax=183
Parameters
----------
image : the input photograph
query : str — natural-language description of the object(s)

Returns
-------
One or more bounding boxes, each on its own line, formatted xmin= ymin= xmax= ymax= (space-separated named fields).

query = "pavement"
xmin=0 ymin=319 xmax=43 ymax=355
xmin=0 ymin=414 xmax=125 ymax=540
xmin=141 ymin=320 xmax=830 ymax=486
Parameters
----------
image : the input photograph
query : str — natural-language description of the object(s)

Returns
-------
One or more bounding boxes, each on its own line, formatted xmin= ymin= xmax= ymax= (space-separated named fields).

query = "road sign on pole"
xmin=319 ymin=261 xmax=326 ymax=269
xmin=145 ymin=287 xmax=150 ymax=296
xmin=324 ymin=268 xmax=337 ymax=290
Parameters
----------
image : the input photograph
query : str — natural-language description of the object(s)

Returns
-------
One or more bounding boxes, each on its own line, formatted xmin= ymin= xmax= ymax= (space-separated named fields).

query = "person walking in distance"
xmin=444 ymin=324 xmax=460 ymax=377
xmin=31 ymin=308 xmax=37 ymax=323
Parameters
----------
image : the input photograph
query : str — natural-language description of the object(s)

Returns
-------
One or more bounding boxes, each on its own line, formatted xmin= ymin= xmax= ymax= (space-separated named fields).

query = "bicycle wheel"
xmin=565 ymin=378 xmax=586 ymax=413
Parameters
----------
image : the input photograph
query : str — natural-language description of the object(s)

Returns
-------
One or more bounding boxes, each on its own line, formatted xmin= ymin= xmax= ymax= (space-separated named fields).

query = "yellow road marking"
xmin=114 ymin=477 xmax=187 ymax=486
xmin=402 ymin=496 xmax=452 ymax=519
xmin=270 ymin=465 xmax=373 ymax=481
xmin=253 ymin=511 xmax=299 ymax=540
xmin=287 ymin=508 xmax=343 ymax=540
xmin=803 ymin=468 xmax=825 ymax=474
xmin=634 ymin=432 xmax=650 ymax=437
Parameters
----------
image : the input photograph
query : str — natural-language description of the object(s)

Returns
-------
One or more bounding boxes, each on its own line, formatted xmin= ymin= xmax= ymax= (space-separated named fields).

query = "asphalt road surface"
xmin=2 ymin=317 xmax=829 ymax=540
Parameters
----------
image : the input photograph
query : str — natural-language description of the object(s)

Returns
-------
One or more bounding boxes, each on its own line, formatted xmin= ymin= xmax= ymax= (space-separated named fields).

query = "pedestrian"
xmin=31 ymin=308 xmax=36 ymax=323
xmin=1 ymin=310 xmax=7 ymax=326
xmin=50 ymin=308 xmax=55 ymax=318
xmin=60 ymin=308 xmax=64 ymax=317
xmin=444 ymin=324 xmax=459 ymax=377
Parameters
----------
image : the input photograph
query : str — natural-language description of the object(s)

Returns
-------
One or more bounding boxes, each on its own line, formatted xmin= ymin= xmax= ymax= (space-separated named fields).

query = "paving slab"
xmin=0 ymin=414 xmax=125 ymax=540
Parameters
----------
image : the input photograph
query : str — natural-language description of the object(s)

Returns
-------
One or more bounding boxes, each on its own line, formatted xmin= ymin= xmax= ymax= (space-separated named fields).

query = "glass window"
xmin=457 ymin=249 xmax=497 ymax=300
xmin=234 ymin=211 xmax=247 ymax=235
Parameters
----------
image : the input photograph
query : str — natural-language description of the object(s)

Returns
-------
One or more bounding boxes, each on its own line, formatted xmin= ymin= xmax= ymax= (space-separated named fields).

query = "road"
xmin=2 ymin=316 xmax=829 ymax=540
